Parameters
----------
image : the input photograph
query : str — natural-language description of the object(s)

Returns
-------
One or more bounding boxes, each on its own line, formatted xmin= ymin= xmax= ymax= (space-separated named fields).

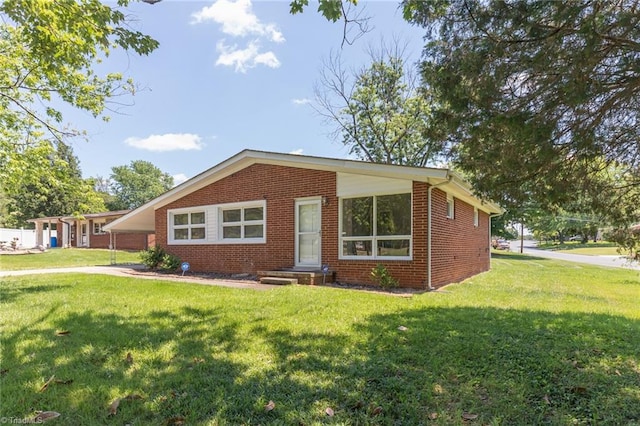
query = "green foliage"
xmin=289 ymin=0 xmax=354 ymax=21
xmin=370 ymin=263 xmax=399 ymax=289
xmin=139 ymin=245 xmax=180 ymax=271
xmin=317 ymin=45 xmax=444 ymax=167
xmin=108 ymin=160 xmax=174 ymax=210
xmin=160 ymin=253 xmax=181 ymax=271
xmin=527 ymin=209 xmax=601 ymax=244
xmin=490 ymin=214 xmax=517 ymax=240
xmin=0 ymin=0 xmax=159 ymax=198
xmin=2 ymin=142 xmax=105 ymax=227
xmin=401 ymin=1 xmax=640 ymax=220
xmin=139 ymin=245 xmax=167 ymax=270
xmin=606 ymin=227 xmax=640 ymax=262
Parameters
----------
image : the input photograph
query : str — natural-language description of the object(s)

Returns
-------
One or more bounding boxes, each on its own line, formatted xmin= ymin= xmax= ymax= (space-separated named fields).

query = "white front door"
xmin=80 ymin=222 xmax=89 ymax=247
xmin=295 ymin=199 xmax=321 ymax=268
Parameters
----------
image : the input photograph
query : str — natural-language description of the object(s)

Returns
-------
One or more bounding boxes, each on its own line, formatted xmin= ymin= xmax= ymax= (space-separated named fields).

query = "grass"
xmin=536 ymin=241 xmax=622 ymax=256
xmin=1 ymin=252 xmax=639 ymax=425
xmin=0 ymin=248 xmax=141 ymax=270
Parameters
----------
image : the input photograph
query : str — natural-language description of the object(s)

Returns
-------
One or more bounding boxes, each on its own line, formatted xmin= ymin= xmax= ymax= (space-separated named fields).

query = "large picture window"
xmin=170 ymin=211 xmax=205 ymax=241
xmin=340 ymin=193 xmax=411 ymax=259
xmin=220 ymin=204 xmax=264 ymax=241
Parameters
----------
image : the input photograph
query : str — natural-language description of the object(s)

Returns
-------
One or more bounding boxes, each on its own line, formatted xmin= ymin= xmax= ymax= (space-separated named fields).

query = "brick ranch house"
xmin=105 ymin=150 xmax=502 ymax=289
xmin=28 ymin=211 xmax=154 ymax=250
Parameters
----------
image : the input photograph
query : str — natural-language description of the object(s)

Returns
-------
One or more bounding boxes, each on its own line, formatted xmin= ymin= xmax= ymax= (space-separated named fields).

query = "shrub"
xmin=160 ymin=253 xmax=181 ymax=271
xmin=139 ymin=246 xmax=167 ymax=270
xmin=371 ymin=264 xmax=398 ymax=289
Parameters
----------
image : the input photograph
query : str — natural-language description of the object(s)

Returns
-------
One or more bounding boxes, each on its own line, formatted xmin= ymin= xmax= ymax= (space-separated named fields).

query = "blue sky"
xmin=65 ymin=1 xmax=425 ymax=184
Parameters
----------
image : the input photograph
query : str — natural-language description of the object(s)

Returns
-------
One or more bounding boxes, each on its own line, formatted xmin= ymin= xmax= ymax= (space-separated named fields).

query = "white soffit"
xmin=337 ymin=172 xmax=413 ymax=197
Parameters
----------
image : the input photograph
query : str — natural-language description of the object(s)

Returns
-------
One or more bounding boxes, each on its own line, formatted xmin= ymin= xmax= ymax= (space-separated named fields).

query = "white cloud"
xmin=124 ymin=133 xmax=204 ymax=152
xmin=192 ymin=0 xmax=284 ymax=43
xmin=216 ymin=40 xmax=280 ymax=73
xmin=289 ymin=149 xmax=304 ymax=155
xmin=292 ymin=98 xmax=311 ymax=106
xmin=172 ymin=173 xmax=189 ymax=186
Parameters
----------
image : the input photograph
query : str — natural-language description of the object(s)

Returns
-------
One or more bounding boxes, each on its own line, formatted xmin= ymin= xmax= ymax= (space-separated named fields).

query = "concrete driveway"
xmin=507 ymin=240 xmax=640 ymax=270
xmin=0 ymin=265 xmax=279 ymax=290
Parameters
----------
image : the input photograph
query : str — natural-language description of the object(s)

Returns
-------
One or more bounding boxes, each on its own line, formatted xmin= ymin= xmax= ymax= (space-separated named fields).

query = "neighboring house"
xmin=28 ymin=211 xmax=154 ymax=250
xmin=105 ymin=150 xmax=502 ymax=289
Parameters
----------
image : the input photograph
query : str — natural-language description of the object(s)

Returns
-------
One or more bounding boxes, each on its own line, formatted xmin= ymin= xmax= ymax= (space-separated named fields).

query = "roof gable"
xmin=105 ymin=150 xmax=502 ymax=233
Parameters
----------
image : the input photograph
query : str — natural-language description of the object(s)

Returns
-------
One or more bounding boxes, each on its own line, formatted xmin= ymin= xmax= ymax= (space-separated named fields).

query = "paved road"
xmin=506 ymin=240 xmax=640 ymax=270
xmin=0 ymin=265 xmax=279 ymax=290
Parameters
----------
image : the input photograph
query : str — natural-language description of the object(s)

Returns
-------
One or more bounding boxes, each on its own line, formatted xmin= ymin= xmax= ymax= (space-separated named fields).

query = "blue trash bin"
xmin=50 ymin=236 xmax=57 ymax=248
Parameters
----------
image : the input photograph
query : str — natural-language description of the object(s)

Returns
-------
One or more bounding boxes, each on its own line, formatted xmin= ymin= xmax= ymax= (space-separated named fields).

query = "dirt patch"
xmin=125 ymin=269 xmax=422 ymax=297
xmin=126 ymin=269 xmax=259 ymax=283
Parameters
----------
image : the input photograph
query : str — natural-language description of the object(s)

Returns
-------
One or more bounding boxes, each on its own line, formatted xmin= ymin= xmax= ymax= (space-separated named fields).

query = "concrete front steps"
xmin=257 ymin=268 xmax=335 ymax=285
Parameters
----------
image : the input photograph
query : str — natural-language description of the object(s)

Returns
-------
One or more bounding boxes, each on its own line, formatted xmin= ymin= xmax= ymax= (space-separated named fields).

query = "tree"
xmin=108 ymin=160 xmax=173 ymax=210
xmin=399 ymin=0 xmax=640 ymax=226
xmin=3 ymin=142 xmax=105 ymax=227
xmin=314 ymin=42 xmax=444 ymax=166
xmin=0 ymin=0 xmax=159 ymax=195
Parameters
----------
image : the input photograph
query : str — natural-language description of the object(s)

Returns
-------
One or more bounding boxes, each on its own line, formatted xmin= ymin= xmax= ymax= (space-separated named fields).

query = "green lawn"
xmin=0 ymin=248 xmax=141 ymax=270
xmin=537 ymin=241 xmax=622 ymax=256
xmin=1 ymin=253 xmax=639 ymax=425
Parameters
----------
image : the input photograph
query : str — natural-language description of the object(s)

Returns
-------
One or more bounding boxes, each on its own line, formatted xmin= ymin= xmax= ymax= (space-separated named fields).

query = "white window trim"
xmin=339 ymin=193 xmax=412 ymax=261
xmin=93 ymin=220 xmax=106 ymax=235
xmin=167 ymin=208 xmax=207 ymax=245
xmin=447 ymin=194 xmax=455 ymax=219
xmin=473 ymin=207 xmax=479 ymax=227
xmin=217 ymin=200 xmax=266 ymax=244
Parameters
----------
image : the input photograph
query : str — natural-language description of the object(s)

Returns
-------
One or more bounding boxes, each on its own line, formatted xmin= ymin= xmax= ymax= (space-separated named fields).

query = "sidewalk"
xmin=510 ymin=240 xmax=640 ymax=270
xmin=0 ymin=265 xmax=279 ymax=290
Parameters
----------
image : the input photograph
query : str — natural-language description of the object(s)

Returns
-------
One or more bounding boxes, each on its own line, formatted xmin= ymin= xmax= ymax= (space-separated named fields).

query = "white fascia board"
xmin=104 ymin=152 xmax=258 ymax=233
xmin=250 ymin=150 xmax=450 ymax=182
xmin=443 ymin=177 xmax=503 ymax=215
xmin=104 ymin=149 xmax=499 ymax=232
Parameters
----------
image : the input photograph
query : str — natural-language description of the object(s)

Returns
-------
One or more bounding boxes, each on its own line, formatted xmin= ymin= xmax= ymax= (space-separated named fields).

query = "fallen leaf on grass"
xmin=429 ymin=412 xmax=438 ymax=420
xmin=108 ymin=398 xmax=121 ymax=416
xmin=39 ymin=375 xmax=55 ymax=392
xmin=351 ymin=400 xmax=364 ymax=410
xmin=125 ymin=352 xmax=134 ymax=364
xmin=55 ymin=330 xmax=70 ymax=336
xmin=397 ymin=326 xmax=408 ymax=331
xmin=462 ymin=413 xmax=478 ymax=420
xmin=570 ymin=386 xmax=588 ymax=395
xmin=543 ymin=395 xmax=551 ymax=405
xmin=124 ymin=394 xmax=144 ymax=400
xmin=371 ymin=406 xmax=383 ymax=416
xmin=325 ymin=407 xmax=334 ymax=416
xmin=32 ymin=411 xmax=60 ymax=422
xmin=165 ymin=416 xmax=186 ymax=425
xmin=264 ymin=400 xmax=275 ymax=412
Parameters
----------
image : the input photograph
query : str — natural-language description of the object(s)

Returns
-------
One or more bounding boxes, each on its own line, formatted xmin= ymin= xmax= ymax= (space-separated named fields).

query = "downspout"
xmin=427 ymin=174 xmax=453 ymax=291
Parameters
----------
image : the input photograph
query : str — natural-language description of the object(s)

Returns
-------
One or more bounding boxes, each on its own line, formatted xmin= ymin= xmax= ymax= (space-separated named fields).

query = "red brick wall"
xmin=156 ymin=164 xmax=338 ymax=275
xmin=335 ymin=181 xmax=428 ymax=289
xmin=85 ymin=219 xmax=152 ymax=250
xmin=430 ymin=188 xmax=491 ymax=287
xmin=155 ymin=164 xmax=490 ymax=290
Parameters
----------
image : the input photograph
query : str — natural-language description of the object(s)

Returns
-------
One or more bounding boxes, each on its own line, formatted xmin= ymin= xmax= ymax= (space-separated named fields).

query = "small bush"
xmin=371 ymin=263 xmax=398 ymax=289
xmin=160 ymin=253 xmax=181 ymax=271
xmin=139 ymin=246 xmax=167 ymax=270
